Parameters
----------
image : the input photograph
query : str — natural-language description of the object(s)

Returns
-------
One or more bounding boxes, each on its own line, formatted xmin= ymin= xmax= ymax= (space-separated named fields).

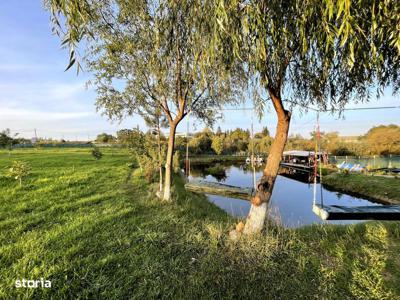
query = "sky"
xmin=0 ymin=1 xmax=399 ymax=141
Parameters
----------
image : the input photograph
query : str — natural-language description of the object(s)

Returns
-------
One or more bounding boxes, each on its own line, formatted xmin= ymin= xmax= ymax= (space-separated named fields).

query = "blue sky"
xmin=0 ymin=1 xmax=399 ymax=141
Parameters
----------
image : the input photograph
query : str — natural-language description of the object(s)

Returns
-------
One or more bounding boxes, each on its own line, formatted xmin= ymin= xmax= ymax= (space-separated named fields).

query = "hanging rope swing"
xmin=311 ymin=111 xmax=400 ymax=221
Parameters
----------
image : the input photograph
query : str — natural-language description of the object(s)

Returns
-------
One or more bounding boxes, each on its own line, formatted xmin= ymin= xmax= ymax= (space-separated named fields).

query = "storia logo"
xmin=15 ymin=278 xmax=51 ymax=288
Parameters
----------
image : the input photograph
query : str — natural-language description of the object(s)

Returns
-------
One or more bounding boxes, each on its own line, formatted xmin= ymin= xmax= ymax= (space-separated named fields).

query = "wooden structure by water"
xmin=185 ymin=179 xmax=253 ymax=200
xmin=280 ymin=162 xmax=315 ymax=173
xmin=313 ymin=204 xmax=400 ymax=220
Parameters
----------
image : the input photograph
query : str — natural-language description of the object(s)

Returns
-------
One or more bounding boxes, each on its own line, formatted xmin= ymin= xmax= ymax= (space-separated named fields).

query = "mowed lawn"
xmin=0 ymin=148 xmax=399 ymax=299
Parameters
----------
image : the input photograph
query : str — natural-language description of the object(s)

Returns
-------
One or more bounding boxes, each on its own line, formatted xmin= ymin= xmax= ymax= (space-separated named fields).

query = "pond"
xmin=189 ymin=163 xmax=383 ymax=228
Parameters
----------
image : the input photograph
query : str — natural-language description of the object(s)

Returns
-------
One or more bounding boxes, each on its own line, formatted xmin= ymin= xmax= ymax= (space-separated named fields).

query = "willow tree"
xmin=47 ymin=0 xmax=239 ymax=201
xmin=213 ymin=0 xmax=400 ymax=233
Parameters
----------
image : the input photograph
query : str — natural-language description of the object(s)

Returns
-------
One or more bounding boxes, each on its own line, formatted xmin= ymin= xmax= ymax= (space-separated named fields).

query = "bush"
xmin=173 ymin=151 xmax=181 ymax=173
xmin=91 ymin=147 xmax=103 ymax=160
xmin=6 ymin=161 xmax=31 ymax=186
xmin=140 ymin=155 xmax=158 ymax=183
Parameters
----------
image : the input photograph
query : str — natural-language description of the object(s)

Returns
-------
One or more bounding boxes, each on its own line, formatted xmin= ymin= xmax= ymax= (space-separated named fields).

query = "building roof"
xmin=283 ymin=150 xmax=324 ymax=157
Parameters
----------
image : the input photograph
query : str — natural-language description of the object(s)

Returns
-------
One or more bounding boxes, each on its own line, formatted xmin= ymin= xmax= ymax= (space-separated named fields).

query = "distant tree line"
xmin=286 ymin=124 xmax=400 ymax=156
xmin=98 ymin=124 xmax=400 ymax=157
xmin=108 ymin=126 xmax=272 ymax=157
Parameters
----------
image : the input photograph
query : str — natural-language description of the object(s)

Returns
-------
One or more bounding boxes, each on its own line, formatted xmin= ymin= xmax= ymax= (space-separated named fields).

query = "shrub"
xmin=173 ymin=150 xmax=181 ymax=173
xmin=7 ymin=161 xmax=31 ymax=187
xmin=140 ymin=155 xmax=158 ymax=183
xmin=91 ymin=147 xmax=103 ymax=160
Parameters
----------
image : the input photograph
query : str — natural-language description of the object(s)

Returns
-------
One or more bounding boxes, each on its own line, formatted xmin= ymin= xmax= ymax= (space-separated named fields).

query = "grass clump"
xmin=91 ymin=146 xmax=103 ymax=160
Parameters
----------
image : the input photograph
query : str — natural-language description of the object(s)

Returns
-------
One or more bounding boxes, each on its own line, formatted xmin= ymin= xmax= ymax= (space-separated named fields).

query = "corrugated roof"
xmin=283 ymin=150 xmax=324 ymax=157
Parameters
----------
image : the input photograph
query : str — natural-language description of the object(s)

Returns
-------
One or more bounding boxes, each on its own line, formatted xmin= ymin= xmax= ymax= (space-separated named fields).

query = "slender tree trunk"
xmin=163 ymin=123 xmax=177 ymax=201
xmin=243 ymin=89 xmax=291 ymax=234
xmin=157 ymin=123 xmax=163 ymax=194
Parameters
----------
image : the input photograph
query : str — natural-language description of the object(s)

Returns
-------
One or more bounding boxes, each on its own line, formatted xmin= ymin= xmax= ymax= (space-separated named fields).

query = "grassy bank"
xmin=188 ymin=154 xmax=247 ymax=164
xmin=0 ymin=149 xmax=399 ymax=299
xmin=324 ymin=173 xmax=400 ymax=204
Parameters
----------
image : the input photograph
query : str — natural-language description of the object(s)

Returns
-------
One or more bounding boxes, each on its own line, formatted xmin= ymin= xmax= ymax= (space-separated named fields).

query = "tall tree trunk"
xmin=157 ymin=123 xmax=163 ymax=194
xmin=243 ymin=89 xmax=291 ymax=234
xmin=163 ymin=123 xmax=177 ymax=201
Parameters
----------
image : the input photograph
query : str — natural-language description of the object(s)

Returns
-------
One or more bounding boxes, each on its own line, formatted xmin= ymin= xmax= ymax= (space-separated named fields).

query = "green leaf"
xmin=65 ymin=58 xmax=76 ymax=72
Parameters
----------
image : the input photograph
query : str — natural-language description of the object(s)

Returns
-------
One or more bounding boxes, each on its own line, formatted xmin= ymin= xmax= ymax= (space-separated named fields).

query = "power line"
xmin=339 ymin=106 xmax=400 ymax=111
xmin=283 ymin=99 xmax=400 ymax=112
xmin=217 ymin=104 xmax=399 ymax=112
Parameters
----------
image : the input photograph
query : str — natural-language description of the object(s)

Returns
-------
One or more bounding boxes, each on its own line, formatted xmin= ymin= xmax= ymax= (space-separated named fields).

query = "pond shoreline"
xmin=323 ymin=173 xmax=400 ymax=205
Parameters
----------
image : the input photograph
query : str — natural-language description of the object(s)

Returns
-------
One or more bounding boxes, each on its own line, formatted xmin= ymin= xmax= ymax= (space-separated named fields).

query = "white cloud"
xmin=0 ymin=80 xmax=94 ymax=111
xmin=0 ymin=63 xmax=56 ymax=72
xmin=0 ymin=107 xmax=93 ymax=120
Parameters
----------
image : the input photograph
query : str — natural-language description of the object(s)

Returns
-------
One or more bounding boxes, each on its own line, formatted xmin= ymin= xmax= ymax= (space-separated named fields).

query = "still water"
xmin=189 ymin=163 xmax=382 ymax=228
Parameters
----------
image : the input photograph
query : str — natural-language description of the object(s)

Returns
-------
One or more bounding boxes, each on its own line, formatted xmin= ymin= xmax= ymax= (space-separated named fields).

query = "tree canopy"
xmin=213 ymin=0 xmax=400 ymax=111
xmin=47 ymin=0 xmax=243 ymax=200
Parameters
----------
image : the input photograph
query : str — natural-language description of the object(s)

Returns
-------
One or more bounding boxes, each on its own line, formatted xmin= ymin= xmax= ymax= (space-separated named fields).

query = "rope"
xmin=251 ymin=108 xmax=257 ymax=190
xmin=186 ymin=111 xmax=190 ymax=178
xmin=312 ymin=113 xmax=318 ymax=206
xmin=312 ymin=111 xmax=325 ymax=208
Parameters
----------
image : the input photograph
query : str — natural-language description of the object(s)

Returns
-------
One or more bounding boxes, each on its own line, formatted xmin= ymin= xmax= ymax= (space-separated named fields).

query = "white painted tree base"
xmin=243 ymin=202 xmax=268 ymax=234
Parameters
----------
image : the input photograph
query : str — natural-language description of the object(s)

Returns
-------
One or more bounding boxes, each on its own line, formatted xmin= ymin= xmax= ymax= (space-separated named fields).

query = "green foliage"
xmin=47 ymin=0 xmax=243 ymax=200
xmin=127 ymin=130 xmax=165 ymax=183
xmin=95 ymin=133 xmax=116 ymax=143
xmin=116 ymin=129 xmax=136 ymax=145
xmin=213 ymin=0 xmax=400 ymax=113
xmin=186 ymin=127 xmax=272 ymax=155
xmin=365 ymin=125 xmax=400 ymax=155
xmin=91 ymin=147 xmax=103 ymax=160
xmin=211 ymin=135 xmax=225 ymax=155
xmin=0 ymin=129 xmax=19 ymax=149
xmin=6 ymin=160 xmax=31 ymax=186
xmin=253 ymin=136 xmax=272 ymax=154
xmin=140 ymin=155 xmax=158 ymax=183
xmin=0 ymin=129 xmax=13 ymax=148
xmin=189 ymin=132 xmax=213 ymax=155
xmin=173 ymin=150 xmax=181 ymax=173
xmin=48 ymin=0 xmax=240 ymax=125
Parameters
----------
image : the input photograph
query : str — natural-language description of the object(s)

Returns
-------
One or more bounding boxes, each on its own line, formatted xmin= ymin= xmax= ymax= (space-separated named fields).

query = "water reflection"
xmin=189 ymin=162 xmax=382 ymax=228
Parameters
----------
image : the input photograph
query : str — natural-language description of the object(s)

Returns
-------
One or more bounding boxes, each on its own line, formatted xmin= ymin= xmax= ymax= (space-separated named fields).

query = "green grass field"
xmin=0 ymin=149 xmax=399 ymax=299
